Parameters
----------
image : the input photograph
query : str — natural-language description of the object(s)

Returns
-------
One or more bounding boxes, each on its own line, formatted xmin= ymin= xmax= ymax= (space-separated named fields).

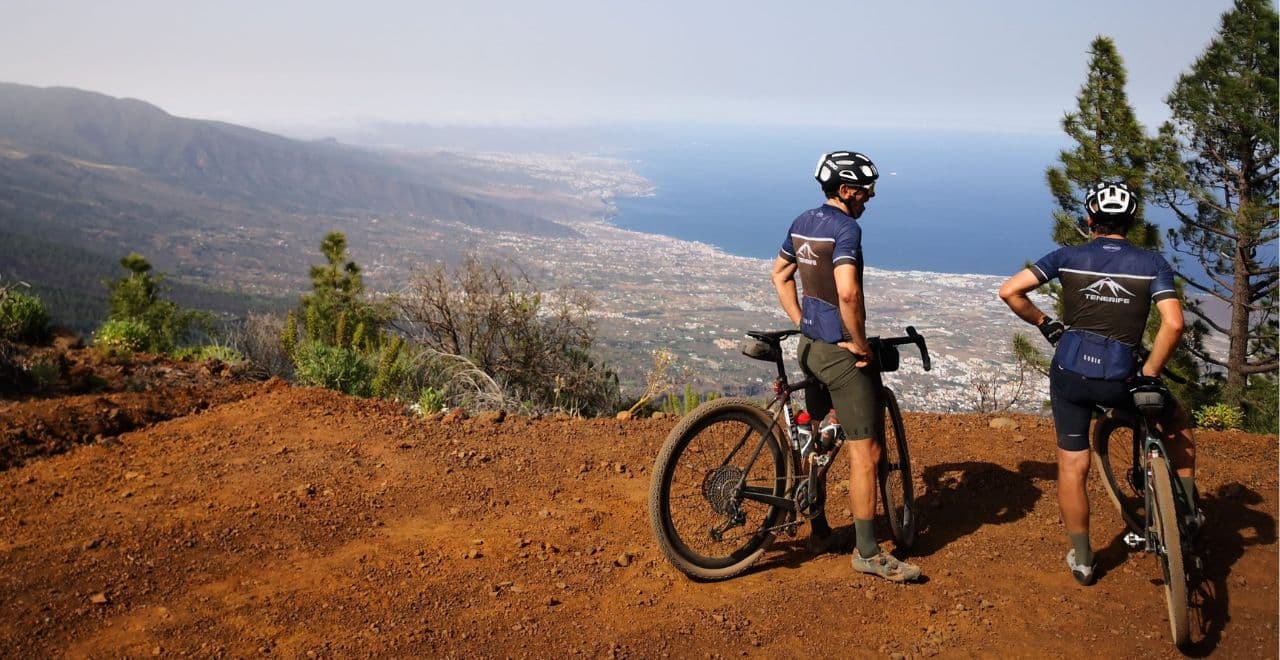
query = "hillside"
xmin=0 ymin=363 xmax=1274 ymax=656
xmin=0 ymin=83 xmax=635 ymax=331
xmin=0 ymin=82 xmax=573 ymax=233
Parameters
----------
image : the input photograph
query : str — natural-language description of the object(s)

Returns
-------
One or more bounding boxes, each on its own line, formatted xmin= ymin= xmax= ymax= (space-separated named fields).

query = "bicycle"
xmin=1090 ymin=374 xmax=1198 ymax=647
xmin=648 ymin=326 xmax=931 ymax=581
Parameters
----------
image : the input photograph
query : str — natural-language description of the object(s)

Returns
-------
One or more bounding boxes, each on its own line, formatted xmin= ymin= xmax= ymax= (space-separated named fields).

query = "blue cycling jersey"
xmin=1032 ymin=237 xmax=1177 ymax=345
xmin=779 ymin=205 xmax=862 ymax=344
xmin=1033 ymin=237 xmax=1177 ymax=379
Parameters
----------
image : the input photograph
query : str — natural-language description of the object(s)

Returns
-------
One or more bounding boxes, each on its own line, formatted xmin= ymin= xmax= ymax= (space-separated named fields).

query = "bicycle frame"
xmin=724 ymin=327 xmax=932 ymax=517
xmin=717 ymin=374 xmax=814 ymax=514
xmin=1103 ymin=408 xmax=1194 ymax=553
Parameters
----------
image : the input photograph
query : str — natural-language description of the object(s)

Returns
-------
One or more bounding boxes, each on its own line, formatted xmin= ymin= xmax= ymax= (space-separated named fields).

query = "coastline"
xmin=491 ymin=212 xmax=1051 ymax=414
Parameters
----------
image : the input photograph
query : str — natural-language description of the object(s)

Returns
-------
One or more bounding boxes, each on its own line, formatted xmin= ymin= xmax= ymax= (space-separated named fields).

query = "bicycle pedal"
xmin=1122 ymin=532 xmax=1145 ymax=549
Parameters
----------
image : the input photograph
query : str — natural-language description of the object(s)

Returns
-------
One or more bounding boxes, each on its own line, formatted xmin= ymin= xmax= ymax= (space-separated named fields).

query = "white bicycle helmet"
xmin=1085 ymin=181 xmax=1137 ymax=220
xmin=815 ymin=151 xmax=878 ymax=192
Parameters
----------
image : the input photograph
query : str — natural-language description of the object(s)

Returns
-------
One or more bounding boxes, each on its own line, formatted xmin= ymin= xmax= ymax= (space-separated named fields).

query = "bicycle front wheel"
xmin=1150 ymin=457 xmax=1190 ymax=647
xmin=649 ymin=397 xmax=793 ymax=581
xmin=878 ymin=388 xmax=915 ymax=549
xmin=1092 ymin=413 xmax=1145 ymax=533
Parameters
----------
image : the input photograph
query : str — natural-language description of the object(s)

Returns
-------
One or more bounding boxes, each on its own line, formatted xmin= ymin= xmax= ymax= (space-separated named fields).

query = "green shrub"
xmin=371 ymin=336 xmax=405 ymax=398
xmin=94 ymin=319 xmax=149 ymax=356
xmin=416 ymin=386 xmax=447 ymax=415
xmin=293 ymin=342 xmax=373 ymax=397
xmin=1243 ymin=375 xmax=1278 ymax=434
xmin=395 ymin=257 xmax=620 ymax=416
xmin=28 ymin=359 xmax=60 ymax=389
xmin=0 ymin=290 xmax=50 ymax=343
xmin=173 ymin=344 xmax=246 ymax=364
xmin=1194 ymin=403 xmax=1245 ymax=431
xmin=661 ymin=386 xmax=723 ymax=416
xmin=104 ymin=253 xmax=211 ymax=353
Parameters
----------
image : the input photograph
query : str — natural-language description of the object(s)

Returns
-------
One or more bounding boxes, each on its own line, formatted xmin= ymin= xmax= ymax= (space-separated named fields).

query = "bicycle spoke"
xmin=662 ymin=407 xmax=787 ymax=563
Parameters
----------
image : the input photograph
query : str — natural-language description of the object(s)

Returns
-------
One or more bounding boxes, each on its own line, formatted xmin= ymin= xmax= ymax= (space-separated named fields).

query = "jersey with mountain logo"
xmin=779 ymin=205 xmax=862 ymax=344
xmin=1031 ymin=237 xmax=1177 ymax=345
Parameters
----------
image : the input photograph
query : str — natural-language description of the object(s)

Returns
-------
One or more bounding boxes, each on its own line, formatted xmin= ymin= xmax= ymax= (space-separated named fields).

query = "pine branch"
xmin=1175 ymin=269 xmax=1233 ymax=305
xmin=1254 ymin=165 xmax=1279 ymax=184
xmin=1183 ymin=304 xmax=1232 ymax=336
xmin=1250 ymin=275 xmax=1279 ymax=300
xmin=1242 ymin=361 xmax=1279 ymax=375
xmin=1188 ymin=343 xmax=1227 ymax=367
xmin=1179 ymin=239 xmax=1238 ymax=292
xmin=1164 ymin=201 xmax=1236 ymax=240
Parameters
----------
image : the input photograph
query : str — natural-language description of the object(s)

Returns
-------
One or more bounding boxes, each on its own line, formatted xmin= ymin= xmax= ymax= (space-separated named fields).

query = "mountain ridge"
xmin=0 ymin=82 xmax=617 ymax=328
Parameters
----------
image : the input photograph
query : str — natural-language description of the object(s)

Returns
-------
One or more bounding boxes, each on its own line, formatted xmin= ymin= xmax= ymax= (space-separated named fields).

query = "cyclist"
xmin=998 ymin=181 xmax=1198 ymax=586
xmin=770 ymin=150 xmax=923 ymax=583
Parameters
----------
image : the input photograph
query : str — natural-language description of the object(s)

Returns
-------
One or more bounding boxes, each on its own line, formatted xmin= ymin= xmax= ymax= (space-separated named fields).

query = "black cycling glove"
xmin=1038 ymin=317 xmax=1066 ymax=345
xmin=1129 ymin=374 xmax=1165 ymax=389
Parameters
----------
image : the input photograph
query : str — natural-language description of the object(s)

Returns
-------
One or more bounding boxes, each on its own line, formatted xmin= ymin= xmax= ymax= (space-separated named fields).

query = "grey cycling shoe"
xmin=852 ymin=550 xmax=922 ymax=583
xmin=1066 ymin=549 xmax=1096 ymax=586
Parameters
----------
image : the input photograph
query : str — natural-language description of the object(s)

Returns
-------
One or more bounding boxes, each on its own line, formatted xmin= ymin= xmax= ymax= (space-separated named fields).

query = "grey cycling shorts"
xmin=797 ymin=335 xmax=879 ymax=440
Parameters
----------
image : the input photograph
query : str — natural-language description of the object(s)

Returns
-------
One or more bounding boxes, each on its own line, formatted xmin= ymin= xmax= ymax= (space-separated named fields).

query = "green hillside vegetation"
xmin=257 ymin=232 xmax=621 ymax=417
xmin=0 ymin=229 xmax=289 ymax=333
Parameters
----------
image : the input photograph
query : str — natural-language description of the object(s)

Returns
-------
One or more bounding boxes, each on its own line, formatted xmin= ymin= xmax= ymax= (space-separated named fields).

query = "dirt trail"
xmin=0 ymin=385 xmax=1275 ymax=658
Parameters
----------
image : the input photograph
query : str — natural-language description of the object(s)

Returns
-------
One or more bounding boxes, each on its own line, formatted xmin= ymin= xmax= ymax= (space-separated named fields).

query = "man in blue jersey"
xmin=999 ymin=181 xmax=1197 ymax=586
xmin=770 ymin=151 xmax=923 ymax=583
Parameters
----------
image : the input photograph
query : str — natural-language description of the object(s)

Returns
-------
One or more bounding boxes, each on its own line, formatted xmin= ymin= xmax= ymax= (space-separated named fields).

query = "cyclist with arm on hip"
xmin=770 ymin=151 xmax=922 ymax=583
xmin=998 ymin=181 xmax=1198 ymax=586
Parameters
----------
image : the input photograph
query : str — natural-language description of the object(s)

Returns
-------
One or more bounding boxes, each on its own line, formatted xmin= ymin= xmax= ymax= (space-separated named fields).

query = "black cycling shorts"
xmin=1048 ymin=359 xmax=1133 ymax=452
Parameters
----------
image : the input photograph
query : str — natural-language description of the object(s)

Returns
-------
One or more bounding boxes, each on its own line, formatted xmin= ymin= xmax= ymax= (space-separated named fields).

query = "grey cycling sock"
xmin=1068 ymin=531 xmax=1093 ymax=566
xmin=854 ymin=518 xmax=879 ymax=559
xmin=1179 ymin=476 xmax=1197 ymax=508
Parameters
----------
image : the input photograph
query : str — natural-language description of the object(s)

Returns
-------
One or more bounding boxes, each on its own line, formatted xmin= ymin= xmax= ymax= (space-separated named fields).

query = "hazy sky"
xmin=0 ymin=0 xmax=1241 ymax=133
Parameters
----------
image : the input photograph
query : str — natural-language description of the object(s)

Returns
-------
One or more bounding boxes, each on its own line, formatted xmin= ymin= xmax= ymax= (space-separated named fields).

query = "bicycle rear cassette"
xmin=702 ymin=465 xmax=745 ymax=516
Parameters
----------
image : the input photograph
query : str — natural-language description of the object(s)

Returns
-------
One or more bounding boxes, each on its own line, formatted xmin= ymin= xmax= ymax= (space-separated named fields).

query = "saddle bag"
xmin=1055 ymin=330 xmax=1136 ymax=380
xmin=876 ymin=343 xmax=900 ymax=373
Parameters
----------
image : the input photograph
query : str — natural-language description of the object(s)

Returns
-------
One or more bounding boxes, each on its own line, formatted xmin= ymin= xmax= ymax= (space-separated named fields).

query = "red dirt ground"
xmin=0 ymin=384 xmax=1275 ymax=658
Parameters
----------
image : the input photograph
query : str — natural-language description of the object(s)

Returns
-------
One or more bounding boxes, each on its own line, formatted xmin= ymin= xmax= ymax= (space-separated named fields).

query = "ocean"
xmin=608 ymin=127 xmax=1069 ymax=275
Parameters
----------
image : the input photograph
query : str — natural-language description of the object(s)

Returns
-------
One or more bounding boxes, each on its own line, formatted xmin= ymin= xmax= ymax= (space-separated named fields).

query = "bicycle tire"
xmin=649 ymin=397 xmax=793 ymax=581
xmin=1150 ymin=457 xmax=1190 ymax=647
xmin=1092 ymin=413 xmax=1145 ymax=533
xmin=878 ymin=387 xmax=916 ymax=549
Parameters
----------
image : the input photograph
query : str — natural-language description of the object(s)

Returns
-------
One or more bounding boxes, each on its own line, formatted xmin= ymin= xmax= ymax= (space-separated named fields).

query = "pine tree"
xmin=1150 ymin=0 xmax=1279 ymax=411
xmin=299 ymin=232 xmax=385 ymax=347
xmin=1046 ymin=36 xmax=1156 ymax=249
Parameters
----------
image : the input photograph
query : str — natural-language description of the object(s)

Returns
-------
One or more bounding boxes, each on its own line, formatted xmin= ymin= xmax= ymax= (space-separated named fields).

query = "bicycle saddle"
xmin=746 ymin=329 xmax=800 ymax=343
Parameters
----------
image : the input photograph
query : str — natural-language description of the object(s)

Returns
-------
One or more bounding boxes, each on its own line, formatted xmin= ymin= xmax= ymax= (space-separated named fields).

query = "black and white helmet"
xmin=815 ymin=151 xmax=878 ymax=192
xmin=1085 ymin=181 xmax=1137 ymax=220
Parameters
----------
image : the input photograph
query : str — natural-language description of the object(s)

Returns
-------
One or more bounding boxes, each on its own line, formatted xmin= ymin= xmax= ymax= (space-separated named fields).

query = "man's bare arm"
xmin=998 ymin=269 xmax=1050 ymax=325
xmin=770 ymin=256 xmax=802 ymax=326
xmin=834 ymin=263 xmax=871 ymax=366
xmin=1143 ymin=298 xmax=1185 ymax=377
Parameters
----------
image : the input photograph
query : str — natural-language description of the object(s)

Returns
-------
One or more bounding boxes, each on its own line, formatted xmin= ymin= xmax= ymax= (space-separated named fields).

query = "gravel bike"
xmin=648 ymin=326 xmax=931 ymax=581
xmin=1091 ymin=376 xmax=1198 ymax=648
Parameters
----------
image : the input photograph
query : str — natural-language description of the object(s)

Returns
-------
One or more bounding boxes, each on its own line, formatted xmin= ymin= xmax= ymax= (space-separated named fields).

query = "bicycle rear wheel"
xmin=878 ymin=388 xmax=915 ymax=549
xmin=1150 ymin=457 xmax=1190 ymax=647
xmin=649 ymin=397 xmax=793 ymax=581
xmin=1092 ymin=413 xmax=1145 ymax=533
